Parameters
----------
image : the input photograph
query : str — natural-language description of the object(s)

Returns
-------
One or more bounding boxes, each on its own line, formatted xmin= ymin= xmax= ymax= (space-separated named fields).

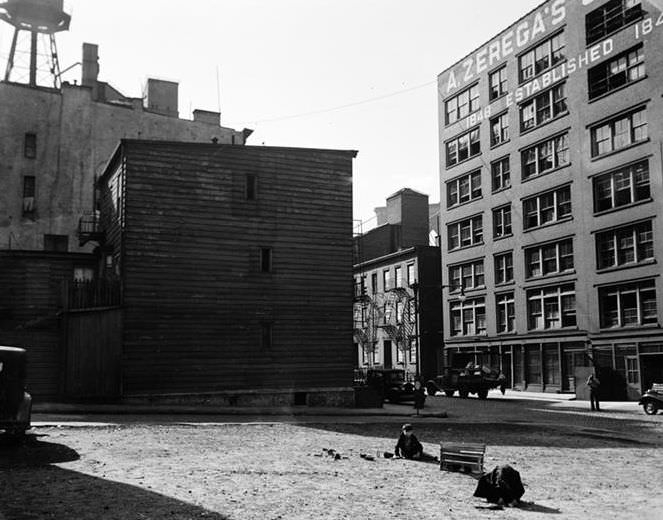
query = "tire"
xmin=459 ymin=389 xmax=469 ymax=399
xmin=643 ymin=401 xmax=659 ymax=415
xmin=444 ymin=390 xmax=455 ymax=398
xmin=477 ymin=389 xmax=489 ymax=400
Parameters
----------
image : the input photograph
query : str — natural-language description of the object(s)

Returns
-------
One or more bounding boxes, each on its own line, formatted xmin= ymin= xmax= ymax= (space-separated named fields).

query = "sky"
xmin=0 ymin=0 xmax=544 ymax=230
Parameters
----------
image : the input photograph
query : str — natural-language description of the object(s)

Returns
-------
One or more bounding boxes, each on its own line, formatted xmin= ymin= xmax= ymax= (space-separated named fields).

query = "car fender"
xmin=16 ymin=391 xmax=32 ymax=425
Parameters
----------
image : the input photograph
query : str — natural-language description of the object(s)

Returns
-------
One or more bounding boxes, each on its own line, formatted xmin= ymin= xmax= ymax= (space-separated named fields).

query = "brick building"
xmin=353 ymin=189 xmax=442 ymax=381
xmin=438 ymin=0 xmax=663 ymax=399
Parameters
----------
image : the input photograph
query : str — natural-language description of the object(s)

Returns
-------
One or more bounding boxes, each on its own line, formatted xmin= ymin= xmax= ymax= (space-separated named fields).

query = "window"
xmin=497 ymin=293 xmax=515 ymax=333
xmin=527 ymin=284 xmax=576 ymax=330
xmin=588 ymin=44 xmax=645 ymax=99
xmin=383 ymin=269 xmax=391 ymax=291
xmin=22 ymin=176 xmax=35 ymax=216
xmin=445 ymin=84 xmax=480 ymax=125
xmin=260 ymin=247 xmax=272 ymax=272
xmin=491 ymin=157 xmax=510 ymax=192
xmin=73 ymin=266 xmax=94 ymax=282
xmin=449 ymin=260 xmax=484 ymax=292
xmin=519 ymin=32 xmax=565 ymax=83
xmin=395 ymin=301 xmax=404 ymax=323
xmin=450 ymin=297 xmax=486 ymax=336
xmin=599 ymin=279 xmax=657 ymax=328
xmin=596 ymin=221 xmax=653 ymax=269
xmin=245 ymin=174 xmax=257 ymax=200
xmin=447 ymin=170 xmax=481 ymax=207
xmin=590 ymin=107 xmax=647 ymax=157
xmin=371 ymin=272 xmax=378 ymax=293
xmin=446 ymin=128 xmax=481 ymax=167
xmin=525 ymin=239 xmax=574 ymax=278
xmin=523 ymin=185 xmax=571 ymax=230
xmin=490 ymin=66 xmax=508 ymax=100
xmin=495 ymin=252 xmax=514 ymax=285
xmin=407 ymin=264 xmax=416 ymax=285
xmin=593 ymin=160 xmax=650 ymax=212
xmin=626 ymin=357 xmax=640 ymax=384
xmin=395 ymin=266 xmax=403 ymax=288
xmin=395 ymin=341 xmax=404 ymax=364
xmin=373 ymin=346 xmax=380 ymax=365
xmin=526 ymin=346 xmax=542 ymax=384
xmin=43 ymin=234 xmax=69 ymax=252
xmin=448 ymin=215 xmax=483 ymax=251
xmin=522 ymin=133 xmax=569 ymax=180
xmin=543 ymin=343 xmax=561 ymax=386
xmin=408 ymin=338 xmax=417 ymax=364
xmin=24 ymin=133 xmax=36 ymax=159
xmin=261 ymin=322 xmax=273 ymax=350
xmin=493 ymin=205 xmax=512 ymax=239
xmin=520 ymin=83 xmax=567 ymax=131
xmin=490 ymin=113 xmax=509 ymax=146
xmin=586 ymin=0 xmax=642 ymax=45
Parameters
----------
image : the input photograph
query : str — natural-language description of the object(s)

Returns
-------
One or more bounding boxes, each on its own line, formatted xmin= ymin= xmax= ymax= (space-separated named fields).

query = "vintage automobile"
xmin=426 ymin=364 xmax=506 ymax=400
xmin=638 ymin=383 xmax=663 ymax=415
xmin=355 ymin=368 xmax=415 ymax=403
xmin=0 ymin=346 xmax=32 ymax=437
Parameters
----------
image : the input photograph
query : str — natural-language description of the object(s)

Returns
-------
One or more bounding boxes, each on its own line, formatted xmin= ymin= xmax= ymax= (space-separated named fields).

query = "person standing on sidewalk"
xmin=587 ymin=373 xmax=601 ymax=411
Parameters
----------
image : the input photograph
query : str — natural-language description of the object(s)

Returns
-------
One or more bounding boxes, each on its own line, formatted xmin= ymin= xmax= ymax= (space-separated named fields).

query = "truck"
xmin=426 ymin=364 xmax=506 ymax=400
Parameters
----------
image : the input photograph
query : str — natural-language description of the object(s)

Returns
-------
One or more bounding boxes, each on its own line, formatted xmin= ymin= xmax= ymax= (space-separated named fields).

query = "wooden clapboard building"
xmin=85 ymin=140 xmax=356 ymax=405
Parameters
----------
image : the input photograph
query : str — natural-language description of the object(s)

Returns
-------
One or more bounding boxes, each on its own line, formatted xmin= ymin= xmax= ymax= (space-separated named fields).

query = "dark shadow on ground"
xmin=0 ymin=434 xmax=229 ymax=520
xmin=517 ymin=501 xmax=562 ymax=514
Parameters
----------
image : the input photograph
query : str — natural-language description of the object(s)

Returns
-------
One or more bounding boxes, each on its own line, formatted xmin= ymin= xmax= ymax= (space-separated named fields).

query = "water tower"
xmin=0 ymin=0 xmax=71 ymax=87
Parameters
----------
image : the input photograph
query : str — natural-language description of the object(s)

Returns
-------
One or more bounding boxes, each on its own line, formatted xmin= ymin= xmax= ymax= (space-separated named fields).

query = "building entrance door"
xmin=383 ymin=340 xmax=392 ymax=369
xmin=563 ymin=351 xmax=587 ymax=393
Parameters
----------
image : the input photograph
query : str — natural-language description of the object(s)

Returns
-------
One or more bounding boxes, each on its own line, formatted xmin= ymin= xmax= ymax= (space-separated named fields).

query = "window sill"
xmin=448 ymin=242 xmax=485 ymax=254
xmin=517 ymin=56 xmax=567 ymax=88
xmin=445 ymin=108 xmax=482 ymax=129
xmin=524 ymin=270 xmax=576 ymax=284
xmin=490 ymin=139 xmax=510 ymax=150
xmin=492 ymin=185 xmax=512 ymax=195
xmin=495 ymin=281 xmax=515 ymax=288
xmin=520 ymin=111 xmax=569 ymax=138
xmin=590 ymin=138 xmax=650 ymax=162
xmin=450 ymin=334 xmax=488 ymax=339
xmin=593 ymin=197 xmax=653 ymax=217
xmin=586 ymin=17 xmax=644 ymax=49
xmin=588 ymin=75 xmax=648 ymax=105
xmin=450 ymin=287 xmax=486 ymax=296
xmin=527 ymin=326 xmax=579 ymax=334
xmin=446 ymin=153 xmax=482 ymax=171
xmin=523 ymin=216 xmax=573 ymax=234
xmin=521 ymin=163 xmax=571 ymax=185
xmin=490 ymin=92 xmax=509 ymax=104
xmin=599 ymin=323 xmax=660 ymax=332
xmin=494 ymin=233 xmax=513 ymax=242
xmin=497 ymin=330 xmax=517 ymax=336
xmin=596 ymin=259 xmax=657 ymax=275
xmin=447 ymin=195 xmax=483 ymax=211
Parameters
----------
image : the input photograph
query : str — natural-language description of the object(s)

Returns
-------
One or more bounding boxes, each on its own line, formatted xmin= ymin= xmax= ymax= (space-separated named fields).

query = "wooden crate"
xmin=440 ymin=442 xmax=486 ymax=475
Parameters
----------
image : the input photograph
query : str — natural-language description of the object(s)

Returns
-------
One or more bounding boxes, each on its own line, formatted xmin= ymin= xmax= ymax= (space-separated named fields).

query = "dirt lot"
xmin=2 ymin=398 xmax=663 ymax=519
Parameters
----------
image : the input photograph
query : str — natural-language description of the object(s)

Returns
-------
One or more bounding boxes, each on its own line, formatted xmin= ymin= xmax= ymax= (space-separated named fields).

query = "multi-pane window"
xmin=599 ymin=279 xmax=657 ymax=328
xmin=450 ymin=297 xmax=486 ymax=336
xmin=383 ymin=269 xmax=391 ymax=291
xmin=490 ymin=66 xmax=508 ymax=100
xmin=527 ymin=284 xmax=576 ymax=330
xmin=586 ymin=0 xmax=642 ymax=45
xmin=591 ymin=107 xmax=647 ymax=157
xmin=522 ymin=133 xmax=569 ymax=180
xmin=407 ymin=264 xmax=416 ymax=285
xmin=371 ymin=272 xmax=378 ymax=294
xmin=490 ymin=113 xmax=509 ymax=147
xmin=496 ymin=293 xmax=515 ymax=333
xmin=449 ymin=260 xmax=484 ymax=292
xmin=448 ymin=216 xmax=483 ymax=251
xmin=447 ymin=170 xmax=481 ymax=207
xmin=594 ymin=160 xmax=650 ymax=213
xmin=519 ymin=32 xmax=565 ymax=83
xmin=445 ymin=84 xmax=480 ymax=125
xmin=408 ymin=339 xmax=417 ymax=364
xmin=491 ymin=157 xmax=510 ymax=192
xmin=495 ymin=252 xmax=514 ymax=285
xmin=395 ymin=266 xmax=403 ymax=288
xmin=446 ymin=128 xmax=481 ymax=167
xmin=520 ymin=83 xmax=567 ymax=131
xmin=588 ymin=44 xmax=645 ymax=99
xmin=22 ymin=175 xmax=35 ymax=215
xmin=525 ymin=239 xmax=574 ymax=278
xmin=523 ymin=185 xmax=572 ymax=230
xmin=493 ymin=205 xmax=512 ymax=239
xmin=596 ymin=221 xmax=654 ymax=269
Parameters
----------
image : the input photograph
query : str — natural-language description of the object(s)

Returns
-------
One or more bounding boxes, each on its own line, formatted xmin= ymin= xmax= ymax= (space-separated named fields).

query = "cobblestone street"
xmin=2 ymin=394 xmax=663 ymax=520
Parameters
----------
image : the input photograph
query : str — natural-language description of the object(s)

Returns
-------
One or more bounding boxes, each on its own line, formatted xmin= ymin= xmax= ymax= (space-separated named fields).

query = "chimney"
xmin=193 ymin=109 xmax=220 ymax=126
xmin=385 ymin=188 xmax=429 ymax=249
xmin=81 ymin=43 xmax=99 ymax=99
xmin=144 ymin=78 xmax=179 ymax=117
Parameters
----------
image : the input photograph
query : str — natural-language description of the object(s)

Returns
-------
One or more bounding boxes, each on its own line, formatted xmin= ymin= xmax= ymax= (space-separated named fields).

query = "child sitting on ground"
xmin=394 ymin=423 xmax=424 ymax=459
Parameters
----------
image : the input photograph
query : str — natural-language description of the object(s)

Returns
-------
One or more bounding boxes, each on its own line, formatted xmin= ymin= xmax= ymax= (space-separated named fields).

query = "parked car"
xmin=638 ymin=383 xmax=663 ymax=415
xmin=426 ymin=364 xmax=506 ymax=400
xmin=355 ymin=368 xmax=415 ymax=403
xmin=0 ymin=346 xmax=32 ymax=437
